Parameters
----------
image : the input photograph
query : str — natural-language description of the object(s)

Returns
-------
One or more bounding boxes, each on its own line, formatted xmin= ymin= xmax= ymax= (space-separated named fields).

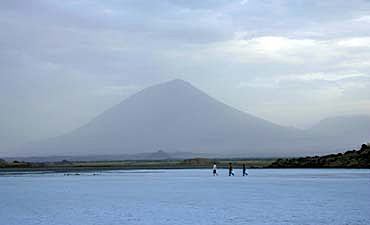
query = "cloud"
xmin=189 ymin=35 xmax=370 ymax=75
xmin=237 ymin=72 xmax=369 ymax=91
xmin=215 ymin=36 xmax=322 ymax=64
xmin=240 ymin=0 xmax=249 ymax=5
xmin=336 ymin=37 xmax=370 ymax=48
xmin=353 ymin=15 xmax=370 ymax=23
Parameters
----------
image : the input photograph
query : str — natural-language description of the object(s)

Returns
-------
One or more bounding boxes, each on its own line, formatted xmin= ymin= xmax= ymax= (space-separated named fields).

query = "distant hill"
xmin=2 ymin=151 xmax=209 ymax=163
xmin=11 ymin=79 xmax=370 ymax=158
xmin=269 ymin=143 xmax=370 ymax=168
xmin=307 ymin=115 xmax=370 ymax=149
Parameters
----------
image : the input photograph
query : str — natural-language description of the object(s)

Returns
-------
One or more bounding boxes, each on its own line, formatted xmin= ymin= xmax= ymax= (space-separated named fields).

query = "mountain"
xmin=10 ymin=79 xmax=370 ymax=157
xmin=307 ymin=115 xmax=370 ymax=150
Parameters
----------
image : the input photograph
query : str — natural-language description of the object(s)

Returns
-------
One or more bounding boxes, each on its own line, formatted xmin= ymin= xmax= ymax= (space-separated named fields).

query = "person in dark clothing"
xmin=228 ymin=163 xmax=234 ymax=176
xmin=243 ymin=163 xmax=248 ymax=176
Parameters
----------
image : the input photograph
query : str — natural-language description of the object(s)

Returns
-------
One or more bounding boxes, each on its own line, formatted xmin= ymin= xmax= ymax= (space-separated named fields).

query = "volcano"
xmin=16 ymin=79 xmax=367 ymax=157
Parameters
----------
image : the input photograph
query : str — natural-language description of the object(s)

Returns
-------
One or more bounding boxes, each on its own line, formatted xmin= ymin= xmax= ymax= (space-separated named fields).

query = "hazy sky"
xmin=1 ymin=0 xmax=370 ymax=149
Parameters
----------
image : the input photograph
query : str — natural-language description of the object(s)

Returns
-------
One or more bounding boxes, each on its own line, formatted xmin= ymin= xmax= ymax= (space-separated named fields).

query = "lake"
xmin=0 ymin=169 xmax=369 ymax=225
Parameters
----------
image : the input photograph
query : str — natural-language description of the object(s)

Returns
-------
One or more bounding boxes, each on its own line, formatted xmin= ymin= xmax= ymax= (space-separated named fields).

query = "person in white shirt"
xmin=213 ymin=163 xmax=218 ymax=176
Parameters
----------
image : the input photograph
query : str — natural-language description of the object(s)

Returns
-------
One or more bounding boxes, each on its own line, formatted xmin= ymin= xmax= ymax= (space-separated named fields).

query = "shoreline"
xmin=1 ymin=165 xmax=369 ymax=176
xmin=2 ymin=144 xmax=369 ymax=173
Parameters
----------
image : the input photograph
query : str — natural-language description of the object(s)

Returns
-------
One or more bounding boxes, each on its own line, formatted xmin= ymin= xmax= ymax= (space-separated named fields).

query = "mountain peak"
xmin=167 ymin=78 xmax=188 ymax=84
xmin=160 ymin=79 xmax=194 ymax=89
xmin=136 ymin=79 xmax=200 ymax=99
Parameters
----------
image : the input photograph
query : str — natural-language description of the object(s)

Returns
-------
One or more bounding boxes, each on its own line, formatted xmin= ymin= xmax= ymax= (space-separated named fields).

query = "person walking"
xmin=212 ymin=163 xmax=218 ymax=176
xmin=228 ymin=163 xmax=234 ymax=176
xmin=243 ymin=163 xmax=248 ymax=176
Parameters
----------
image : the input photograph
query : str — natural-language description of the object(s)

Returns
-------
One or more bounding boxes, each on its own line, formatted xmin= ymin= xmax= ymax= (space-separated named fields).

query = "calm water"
xmin=0 ymin=169 xmax=369 ymax=225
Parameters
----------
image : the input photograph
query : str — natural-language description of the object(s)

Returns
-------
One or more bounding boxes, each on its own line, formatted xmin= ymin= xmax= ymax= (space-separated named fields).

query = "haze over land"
xmin=8 ymin=79 xmax=370 ymax=158
xmin=1 ymin=1 xmax=370 ymax=156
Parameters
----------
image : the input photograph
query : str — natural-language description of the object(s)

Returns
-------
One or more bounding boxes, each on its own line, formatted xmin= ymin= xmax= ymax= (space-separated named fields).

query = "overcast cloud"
xmin=1 ymin=0 xmax=370 ymax=150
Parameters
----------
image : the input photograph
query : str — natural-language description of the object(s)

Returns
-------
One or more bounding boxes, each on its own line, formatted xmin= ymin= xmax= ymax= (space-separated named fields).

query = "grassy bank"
xmin=0 ymin=158 xmax=275 ymax=173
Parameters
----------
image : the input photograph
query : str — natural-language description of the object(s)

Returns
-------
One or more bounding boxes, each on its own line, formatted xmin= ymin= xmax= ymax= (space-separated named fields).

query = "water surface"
xmin=1 ymin=169 xmax=369 ymax=225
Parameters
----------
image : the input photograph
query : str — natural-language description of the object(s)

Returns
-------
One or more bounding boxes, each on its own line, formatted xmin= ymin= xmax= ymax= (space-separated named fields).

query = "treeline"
xmin=269 ymin=143 xmax=370 ymax=168
xmin=0 ymin=159 xmax=72 ymax=168
xmin=0 ymin=157 xmax=273 ymax=171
